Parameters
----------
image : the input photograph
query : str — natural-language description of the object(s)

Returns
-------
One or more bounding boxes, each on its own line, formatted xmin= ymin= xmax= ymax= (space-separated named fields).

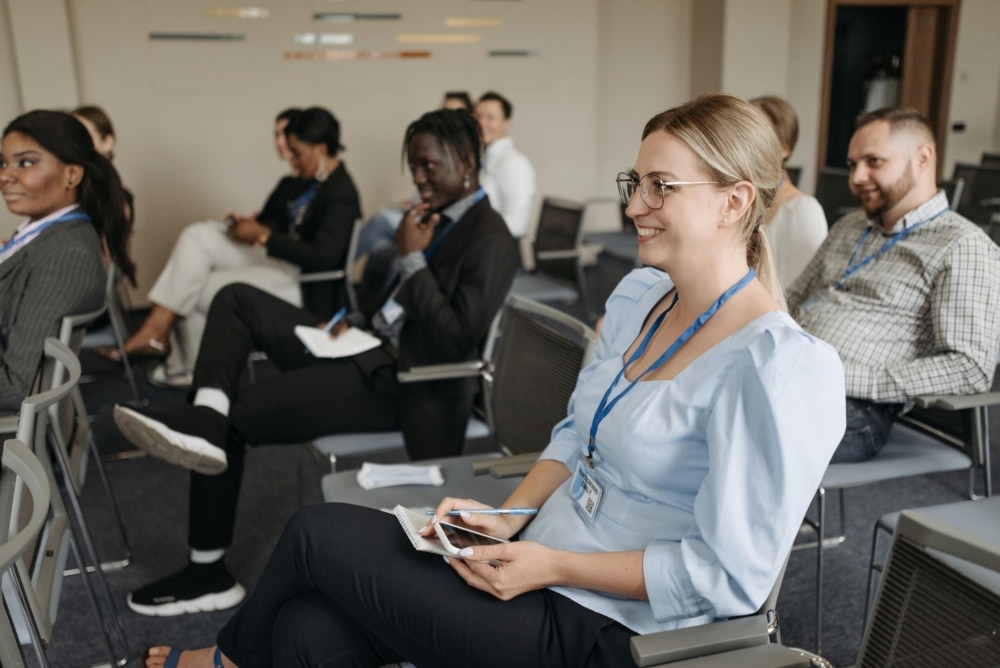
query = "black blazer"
xmin=353 ymin=195 xmax=520 ymax=399
xmin=261 ymin=162 xmax=362 ymax=273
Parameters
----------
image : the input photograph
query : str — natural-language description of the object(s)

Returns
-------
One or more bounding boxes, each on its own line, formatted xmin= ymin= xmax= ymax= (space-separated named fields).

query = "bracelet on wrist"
xmin=256 ymin=227 xmax=272 ymax=247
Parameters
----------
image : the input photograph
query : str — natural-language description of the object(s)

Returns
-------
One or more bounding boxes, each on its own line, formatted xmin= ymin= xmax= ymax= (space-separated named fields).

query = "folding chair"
xmin=0 ymin=438 xmax=51 ymax=668
xmin=80 ymin=263 xmax=142 ymax=405
xmin=299 ymin=217 xmax=364 ymax=317
xmin=658 ymin=498 xmax=1000 ymax=666
xmin=511 ymin=197 xmax=593 ymax=321
xmin=806 ymin=392 xmax=994 ymax=653
xmin=53 ymin=312 xmax=132 ymax=571
xmin=247 ymin=219 xmax=364 ymax=384
xmin=320 ymin=294 xmax=597 ymax=508
xmin=6 ymin=339 xmax=128 ymax=666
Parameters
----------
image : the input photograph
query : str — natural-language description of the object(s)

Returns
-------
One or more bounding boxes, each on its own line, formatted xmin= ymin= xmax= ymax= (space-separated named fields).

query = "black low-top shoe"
xmin=128 ymin=561 xmax=246 ymax=616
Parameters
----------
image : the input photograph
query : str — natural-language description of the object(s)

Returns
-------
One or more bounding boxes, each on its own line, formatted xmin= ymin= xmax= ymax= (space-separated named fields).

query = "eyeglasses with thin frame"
xmin=616 ymin=172 xmax=718 ymax=210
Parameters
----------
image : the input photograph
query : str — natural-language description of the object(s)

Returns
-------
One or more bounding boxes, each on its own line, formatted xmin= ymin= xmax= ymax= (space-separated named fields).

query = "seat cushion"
xmin=822 ymin=423 xmax=972 ymax=489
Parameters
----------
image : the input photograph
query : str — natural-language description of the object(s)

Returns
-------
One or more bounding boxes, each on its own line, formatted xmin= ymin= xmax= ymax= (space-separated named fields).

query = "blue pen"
xmin=425 ymin=508 xmax=538 ymax=516
xmin=322 ymin=307 xmax=348 ymax=333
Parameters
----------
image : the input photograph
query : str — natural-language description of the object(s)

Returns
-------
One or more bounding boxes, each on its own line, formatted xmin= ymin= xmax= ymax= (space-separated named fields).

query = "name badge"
xmin=380 ymin=298 xmax=405 ymax=325
xmin=570 ymin=459 xmax=604 ymax=523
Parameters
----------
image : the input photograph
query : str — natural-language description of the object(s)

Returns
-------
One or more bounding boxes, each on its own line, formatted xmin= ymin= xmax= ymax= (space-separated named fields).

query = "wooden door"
xmin=817 ymin=0 xmax=960 ymax=174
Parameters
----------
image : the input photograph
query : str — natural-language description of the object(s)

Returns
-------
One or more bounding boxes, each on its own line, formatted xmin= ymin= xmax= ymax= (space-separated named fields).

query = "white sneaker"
xmin=149 ymin=363 xmax=193 ymax=389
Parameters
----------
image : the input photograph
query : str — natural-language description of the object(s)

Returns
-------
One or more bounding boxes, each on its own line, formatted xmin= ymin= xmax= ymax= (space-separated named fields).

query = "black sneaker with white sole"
xmin=127 ymin=561 xmax=246 ymax=617
xmin=113 ymin=404 xmax=229 ymax=475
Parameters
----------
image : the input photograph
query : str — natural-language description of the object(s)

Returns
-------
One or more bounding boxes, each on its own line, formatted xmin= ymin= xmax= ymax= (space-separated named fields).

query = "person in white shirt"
xmin=475 ymin=91 xmax=536 ymax=239
xmin=750 ymin=96 xmax=827 ymax=289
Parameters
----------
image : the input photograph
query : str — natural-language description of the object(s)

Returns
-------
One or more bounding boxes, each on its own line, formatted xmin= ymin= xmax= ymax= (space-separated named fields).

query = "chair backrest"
xmin=0 ymin=438 xmax=51 ymax=668
xmin=11 ymin=338 xmax=80 ymax=642
xmin=785 ymin=165 xmax=802 ymax=187
xmin=937 ymin=176 xmax=965 ymax=210
xmin=299 ymin=217 xmax=363 ymax=317
xmin=859 ymin=503 xmax=1000 ymax=665
xmin=814 ymin=167 xmax=857 ymax=227
xmin=982 ymin=152 xmax=1000 ymax=168
xmin=532 ymin=197 xmax=586 ymax=285
xmin=952 ymin=162 xmax=1000 ymax=227
xmin=485 ymin=294 xmax=597 ymax=456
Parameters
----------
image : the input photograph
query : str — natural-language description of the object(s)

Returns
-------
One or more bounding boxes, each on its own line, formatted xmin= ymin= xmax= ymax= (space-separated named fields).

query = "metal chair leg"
xmin=815 ymin=486 xmax=826 ymax=654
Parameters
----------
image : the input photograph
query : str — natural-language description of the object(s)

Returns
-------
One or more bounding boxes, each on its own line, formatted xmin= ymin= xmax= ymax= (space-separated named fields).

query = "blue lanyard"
xmin=586 ymin=268 xmax=756 ymax=464
xmin=835 ymin=209 xmax=947 ymax=290
xmin=287 ymin=181 xmax=319 ymax=231
xmin=424 ymin=187 xmax=484 ymax=259
xmin=0 ymin=211 xmax=90 ymax=255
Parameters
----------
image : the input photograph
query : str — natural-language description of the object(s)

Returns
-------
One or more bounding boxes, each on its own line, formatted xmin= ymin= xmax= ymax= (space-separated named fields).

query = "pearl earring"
xmin=316 ymin=158 xmax=329 ymax=182
xmin=463 ymin=173 xmax=470 ymax=189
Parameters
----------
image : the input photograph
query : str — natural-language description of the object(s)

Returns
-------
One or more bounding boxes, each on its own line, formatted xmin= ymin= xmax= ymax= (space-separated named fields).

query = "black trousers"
xmin=216 ymin=503 xmax=635 ymax=668
xmin=188 ymin=284 xmax=473 ymax=549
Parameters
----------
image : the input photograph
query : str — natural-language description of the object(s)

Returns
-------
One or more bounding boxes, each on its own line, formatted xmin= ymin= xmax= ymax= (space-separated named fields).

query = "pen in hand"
xmin=425 ymin=508 xmax=538 ymax=516
xmin=322 ymin=307 xmax=348 ymax=334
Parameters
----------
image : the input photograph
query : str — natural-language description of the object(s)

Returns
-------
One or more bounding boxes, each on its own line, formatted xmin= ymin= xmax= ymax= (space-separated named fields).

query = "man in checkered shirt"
xmin=786 ymin=108 xmax=1000 ymax=462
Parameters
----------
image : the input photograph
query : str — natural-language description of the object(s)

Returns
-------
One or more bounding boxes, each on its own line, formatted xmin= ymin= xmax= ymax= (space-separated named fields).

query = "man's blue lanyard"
xmin=834 ymin=209 xmax=947 ymax=290
xmin=287 ymin=181 xmax=319 ymax=232
xmin=586 ymin=268 xmax=756 ymax=465
xmin=0 ymin=211 xmax=91 ymax=255
xmin=423 ymin=187 xmax=484 ymax=259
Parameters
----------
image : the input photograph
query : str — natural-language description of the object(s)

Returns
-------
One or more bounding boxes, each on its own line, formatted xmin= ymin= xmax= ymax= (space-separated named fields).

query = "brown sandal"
xmin=94 ymin=337 xmax=169 ymax=363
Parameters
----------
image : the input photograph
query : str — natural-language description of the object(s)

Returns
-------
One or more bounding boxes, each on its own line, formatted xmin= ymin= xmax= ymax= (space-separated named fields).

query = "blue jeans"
xmin=831 ymin=398 xmax=904 ymax=463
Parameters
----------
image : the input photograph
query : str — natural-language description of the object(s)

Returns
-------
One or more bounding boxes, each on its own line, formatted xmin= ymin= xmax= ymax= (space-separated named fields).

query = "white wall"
xmin=943 ymin=0 xmax=1000 ymax=173
xmin=2 ymin=0 xmax=999 ymax=298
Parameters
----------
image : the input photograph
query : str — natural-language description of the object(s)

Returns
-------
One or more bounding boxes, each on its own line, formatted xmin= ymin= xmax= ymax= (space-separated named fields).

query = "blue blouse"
xmin=521 ymin=268 xmax=846 ymax=634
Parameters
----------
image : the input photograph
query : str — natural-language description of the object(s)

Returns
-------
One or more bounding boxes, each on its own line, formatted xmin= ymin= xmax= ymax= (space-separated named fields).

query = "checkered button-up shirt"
xmin=786 ymin=191 xmax=1000 ymax=403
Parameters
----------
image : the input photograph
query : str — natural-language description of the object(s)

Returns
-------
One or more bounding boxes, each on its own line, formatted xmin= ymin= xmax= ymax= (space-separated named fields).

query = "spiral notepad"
xmin=393 ymin=505 xmax=451 ymax=557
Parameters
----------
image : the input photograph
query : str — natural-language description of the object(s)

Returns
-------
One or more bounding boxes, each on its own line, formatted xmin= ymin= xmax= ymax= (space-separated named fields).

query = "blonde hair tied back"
xmin=642 ymin=93 xmax=786 ymax=309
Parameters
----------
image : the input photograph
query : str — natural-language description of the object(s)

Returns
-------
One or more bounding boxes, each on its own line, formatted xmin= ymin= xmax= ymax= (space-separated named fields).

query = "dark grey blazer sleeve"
xmin=0 ymin=223 xmax=105 ymax=414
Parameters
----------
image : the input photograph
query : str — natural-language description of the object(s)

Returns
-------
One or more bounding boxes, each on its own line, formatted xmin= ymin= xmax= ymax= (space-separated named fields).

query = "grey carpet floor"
xmin=28 ymin=332 xmax=1000 ymax=667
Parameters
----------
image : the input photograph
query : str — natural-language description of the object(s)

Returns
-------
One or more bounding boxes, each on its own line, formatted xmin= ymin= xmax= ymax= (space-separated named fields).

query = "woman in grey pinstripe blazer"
xmin=0 ymin=109 xmax=134 ymax=413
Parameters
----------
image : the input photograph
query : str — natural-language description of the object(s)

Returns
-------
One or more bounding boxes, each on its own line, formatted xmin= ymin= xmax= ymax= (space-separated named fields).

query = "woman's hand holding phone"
xmin=446 ymin=539 xmax=559 ymax=601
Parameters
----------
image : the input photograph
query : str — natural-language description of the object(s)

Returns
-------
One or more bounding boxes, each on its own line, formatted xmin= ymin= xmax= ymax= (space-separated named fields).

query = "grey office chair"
xmin=52 ymin=310 xmax=132 ymax=570
xmin=299 ymin=217 xmax=364 ymax=317
xmin=0 ymin=438 xmax=52 ymax=668
xmin=248 ymin=218 xmax=364 ymax=385
xmin=512 ymin=197 xmax=592 ymax=321
xmin=814 ymin=167 xmax=856 ymax=227
xmin=6 ymin=339 xmax=128 ymax=666
xmin=655 ymin=498 xmax=1000 ymax=666
xmin=320 ymin=294 xmax=597 ymax=508
xmin=952 ymin=163 xmax=1000 ymax=233
xmin=806 ymin=392 xmax=994 ymax=653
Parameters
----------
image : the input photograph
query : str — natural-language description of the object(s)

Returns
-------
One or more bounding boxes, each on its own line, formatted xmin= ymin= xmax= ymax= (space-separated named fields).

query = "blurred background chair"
xmin=0 ymin=438 xmax=52 ymax=668
xmin=805 ymin=391 xmax=995 ymax=653
xmin=981 ymin=151 xmax=1000 ymax=168
xmin=320 ymin=294 xmax=597 ymax=508
xmin=660 ymin=498 xmax=1000 ymax=667
xmin=813 ymin=167 xmax=856 ymax=227
xmin=951 ymin=163 xmax=1000 ymax=239
xmin=512 ymin=197 xmax=592 ymax=322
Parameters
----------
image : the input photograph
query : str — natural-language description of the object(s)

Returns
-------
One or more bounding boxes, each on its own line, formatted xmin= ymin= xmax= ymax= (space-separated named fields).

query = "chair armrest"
xmin=644 ymin=644 xmax=818 ymax=668
xmin=630 ymin=615 xmax=772 ymax=667
xmin=914 ymin=391 xmax=1000 ymax=411
xmin=396 ymin=361 xmax=485 ymax=383
xmin=536 ymin=249 xmax=581 ymax=261
xmin=488 ymin=455 xmax=540 ymax=478
xmin=468 ymin=452 xmax=541 ymax=477
xmin=299 ymin=269 xmax=346 ymax=284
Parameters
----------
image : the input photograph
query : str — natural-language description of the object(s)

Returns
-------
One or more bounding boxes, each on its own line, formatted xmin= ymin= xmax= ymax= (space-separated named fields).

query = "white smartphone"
xmin=434 ymin=521 xmax=508 ymax=556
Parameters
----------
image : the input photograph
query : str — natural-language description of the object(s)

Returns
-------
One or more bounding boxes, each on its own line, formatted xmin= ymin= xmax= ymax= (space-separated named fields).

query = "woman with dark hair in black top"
xmin=102 ymin=107 xmax=361 ymax=381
